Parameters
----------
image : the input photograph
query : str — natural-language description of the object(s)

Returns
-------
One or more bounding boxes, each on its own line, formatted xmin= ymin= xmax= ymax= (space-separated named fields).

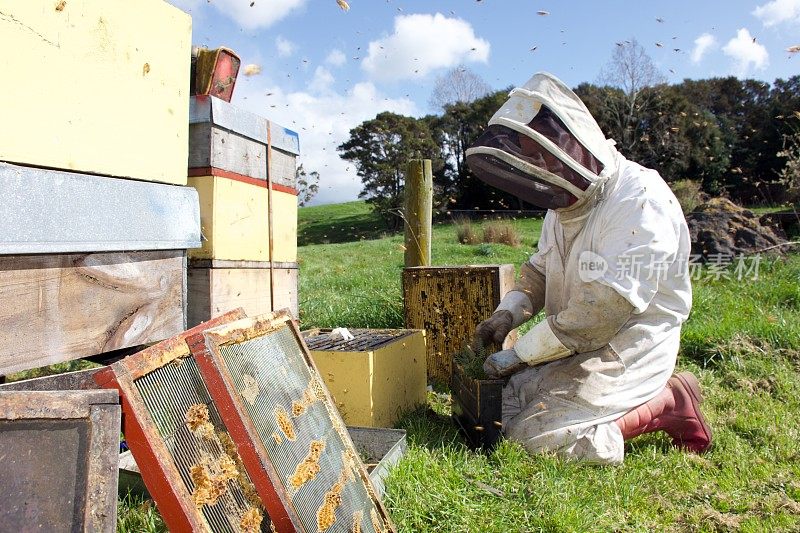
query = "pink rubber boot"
xmin=615 ymin=372 xmax=712 ymax=453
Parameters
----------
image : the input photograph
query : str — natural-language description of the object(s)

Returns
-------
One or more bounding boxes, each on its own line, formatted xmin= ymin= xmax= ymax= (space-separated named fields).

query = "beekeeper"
xmin=465 ymin=72 xmax=711 ymax=464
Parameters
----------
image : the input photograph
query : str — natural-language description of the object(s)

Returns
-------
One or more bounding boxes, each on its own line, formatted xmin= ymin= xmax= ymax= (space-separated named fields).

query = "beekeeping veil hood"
xmin=466 ymin=72 xmax=620 ymax=211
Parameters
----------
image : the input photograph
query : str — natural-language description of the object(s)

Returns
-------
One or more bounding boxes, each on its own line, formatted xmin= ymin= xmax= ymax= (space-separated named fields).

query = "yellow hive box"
xmin=188 ymin=175 xmax=297 ymax=262
xmin=0 ymin=0 xmax=191 ymax=185
xmin=304 ymin=329 xmax=428 ymax=428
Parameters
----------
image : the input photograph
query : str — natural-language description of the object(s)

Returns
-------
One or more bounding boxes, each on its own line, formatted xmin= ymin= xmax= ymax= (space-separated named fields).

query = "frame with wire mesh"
xmin=94 ymin=309 xmax=276 ymax=533
xmin=188 ymin=310 xmax=396 ymax=533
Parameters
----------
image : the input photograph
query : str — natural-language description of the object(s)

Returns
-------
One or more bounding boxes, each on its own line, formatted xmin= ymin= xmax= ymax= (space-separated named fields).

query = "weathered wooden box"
xmin=451 ymin=363 xmax=504 ymax=450
xmin=189 ymin=95 xmax=300 ymax=189
xmin=0 ymin=163 xmax=200 ymax=376
xmin=0 ymin=389 xmax=121 ymax=532
xmin=303 ymin=329 xmax=428 ymax=428
xmin=187 ymin=259 xmax=299 ymax=326
xmin=188 ymin=96 xmax=299 ymax=263
xmin=0 ymin=0 xmax=191 ymax=185
xmin=402 ymin=265 xmax=516 ymax=384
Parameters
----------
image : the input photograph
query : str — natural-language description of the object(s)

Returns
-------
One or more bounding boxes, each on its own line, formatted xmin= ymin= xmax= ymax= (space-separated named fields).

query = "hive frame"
xmin=93 ymin=309 xmax=273 ymax=532
xmin=188 ymin=310 xmax=396 ymax=533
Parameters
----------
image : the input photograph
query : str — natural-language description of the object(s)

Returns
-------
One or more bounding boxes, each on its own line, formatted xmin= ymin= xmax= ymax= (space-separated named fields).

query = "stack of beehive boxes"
xmin=0 ymin=0 xmax=200 ymax=377
xmin=186 ymin=95 xmax=300 ymax=326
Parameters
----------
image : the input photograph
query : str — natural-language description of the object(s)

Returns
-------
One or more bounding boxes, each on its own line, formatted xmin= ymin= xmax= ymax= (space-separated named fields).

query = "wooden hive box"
xmin=0 ymin=389 xmax=121 ymax=532
xmin=188 ymin=95 xmax=299 ymax=263
xmin=402 ymin=265 xmax=516 ymax=384
xmin=0 ymin=163 xmax=201 ymax=376
xmin=187 ymin=259 xmax=299 ymax=327
xmin=303 ymin=329 xmax=427 ymax=428
xmin=0 ymin=0 xmax=191 ymax=185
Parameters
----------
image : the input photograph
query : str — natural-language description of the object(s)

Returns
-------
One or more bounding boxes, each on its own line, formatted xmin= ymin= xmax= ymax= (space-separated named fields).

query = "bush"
xmin=669 ymin=179 xmax=705 ymax=214
xmin=455 ymin=217 xmax=480 ymax=244
xmin=475 ymin=243 xmax=495 ymax=257
xmin=482 ymin=221 xmax=521 ymax=247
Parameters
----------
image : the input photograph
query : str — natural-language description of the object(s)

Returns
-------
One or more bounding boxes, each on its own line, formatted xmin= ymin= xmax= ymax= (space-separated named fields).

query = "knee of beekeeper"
xmin=506 ymin=421 xmax=625 ymax=465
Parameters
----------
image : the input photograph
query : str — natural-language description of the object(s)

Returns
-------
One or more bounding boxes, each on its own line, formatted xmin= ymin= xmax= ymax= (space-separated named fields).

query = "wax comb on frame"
xmin=188 ymin=310 xmax=396 ymax=533
xmin=94 ymin=309 xmax=276 ymax=532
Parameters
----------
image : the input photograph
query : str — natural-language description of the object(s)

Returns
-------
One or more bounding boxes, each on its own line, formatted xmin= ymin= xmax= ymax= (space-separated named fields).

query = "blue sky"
xmin=167 ymin=0 xmax=800 ymax=205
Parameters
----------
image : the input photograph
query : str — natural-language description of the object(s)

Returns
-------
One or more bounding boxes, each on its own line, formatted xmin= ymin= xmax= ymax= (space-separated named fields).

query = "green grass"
xmin=296 ymin=202 xmax=800 ymax=531
xmin=299 ymin=211 xmax=542 ymax=329
xmin=298 ymin=200 xmax=393 ymax=245
xmin=111 ymin=200 xmax=800 ymax=531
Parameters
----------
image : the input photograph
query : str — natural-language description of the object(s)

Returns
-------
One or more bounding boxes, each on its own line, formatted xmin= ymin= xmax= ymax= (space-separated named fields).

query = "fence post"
xmin=404 ymin=159 xmax=433 ymax=267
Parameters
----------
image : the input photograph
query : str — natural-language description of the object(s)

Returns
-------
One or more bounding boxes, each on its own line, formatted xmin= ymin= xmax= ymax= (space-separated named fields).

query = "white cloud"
xmin=233 ymin=79 xmax=417 ymax=205
xmin=325 ymin=49 xmax=347 ymax=67
xmin=691 ymin=33 xmax=717 ymax=64
xmin=275 ymin=36 xmax=296 ymax=58
xmin=753 ymin=0 xmax=800 ymax=27
xmin=362 ymin=13 xmax=490 ymax=82
xmin=308 ymin=66 xmax=335 ymax=93
xmin=206 ymin=0 xmax=306 ymax=30
xmin=722 ymin=28 xmax=769 ymax=76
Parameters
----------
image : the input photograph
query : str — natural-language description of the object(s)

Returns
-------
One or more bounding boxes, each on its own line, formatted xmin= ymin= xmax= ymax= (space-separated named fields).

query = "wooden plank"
xmin=0 ymin=0 xmax=191 ymax=185
xmin=187 ymin=265 xmax=298 ymax=327
xmin=0 ymin=367 xmax=103 ymax=391
xmin=189 ymin=259 xmax=297 ymax=269
xmin=402 ymin=265 xmax=516 ymax=384
xmin=188 ymin=122 xmax=268 ymax=181
xmin=0 ymin=251 xmax=186 ymax=375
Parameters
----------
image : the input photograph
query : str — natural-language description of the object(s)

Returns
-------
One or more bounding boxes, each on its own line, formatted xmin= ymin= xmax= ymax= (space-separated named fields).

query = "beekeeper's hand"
xmin=483 ymin=349 xmax=526 ymax=378
xmin=473 ymin=310 xmax=514 ymax=349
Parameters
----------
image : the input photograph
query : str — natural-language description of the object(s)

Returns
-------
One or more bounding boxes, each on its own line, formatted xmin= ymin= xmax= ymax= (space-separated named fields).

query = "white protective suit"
xmin=466 ymin=73 xmax=692 ymax=464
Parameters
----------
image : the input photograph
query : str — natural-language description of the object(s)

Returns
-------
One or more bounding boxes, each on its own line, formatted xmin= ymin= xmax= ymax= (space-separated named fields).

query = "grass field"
xmin=302 ymin=202 xmax=800 ymax=532
xmin=112 ymin=200 xmax=800 ymax=531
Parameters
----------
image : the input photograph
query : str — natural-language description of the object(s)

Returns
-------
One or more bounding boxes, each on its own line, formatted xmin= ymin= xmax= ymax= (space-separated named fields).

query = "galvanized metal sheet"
xmin=0 ymin=163 xmax=201 ymax=255
xmin=190 ymin=96 xmax=300 ymax=156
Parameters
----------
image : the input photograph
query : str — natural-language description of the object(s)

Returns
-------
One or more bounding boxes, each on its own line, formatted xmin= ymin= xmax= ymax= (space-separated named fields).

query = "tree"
xmin=338 ymin=112 xmax=440 ymax=228
xmin=296 ymin=164 xmax=320 ymax=207
xmin=596 ymin=38 xmax=666 ymax=155
xmin=428 ymin=65 xmax=492 ymax=111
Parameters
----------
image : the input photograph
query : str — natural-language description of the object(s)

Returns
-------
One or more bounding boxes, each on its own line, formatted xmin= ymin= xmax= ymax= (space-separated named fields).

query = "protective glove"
xmin=483 ymin=349 xmax=527 ymax=378
xmin=473 ymin=310 xmax=514 ymax=350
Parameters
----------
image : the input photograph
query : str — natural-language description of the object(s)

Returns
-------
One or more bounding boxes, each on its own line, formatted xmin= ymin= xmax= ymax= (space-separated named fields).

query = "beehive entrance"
xmin=303 ymin=329 xmax=411 ymax=352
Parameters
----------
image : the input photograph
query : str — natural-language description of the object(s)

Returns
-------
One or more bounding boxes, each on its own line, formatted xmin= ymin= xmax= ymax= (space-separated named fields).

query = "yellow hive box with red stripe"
xmin=0 ymin=0 xmax=191 ymax=185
